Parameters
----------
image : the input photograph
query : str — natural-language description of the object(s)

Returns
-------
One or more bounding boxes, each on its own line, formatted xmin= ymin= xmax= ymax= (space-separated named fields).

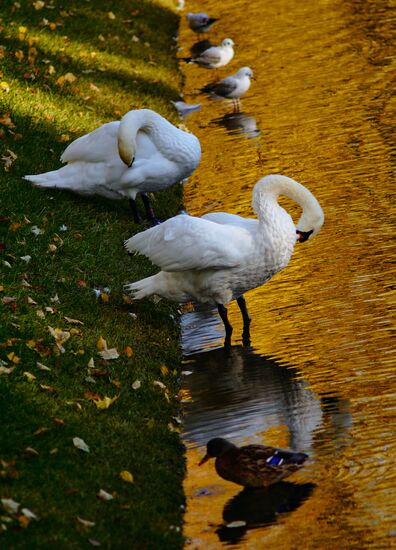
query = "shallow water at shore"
xmin=178 ymin=0 xmax=395 ymax=547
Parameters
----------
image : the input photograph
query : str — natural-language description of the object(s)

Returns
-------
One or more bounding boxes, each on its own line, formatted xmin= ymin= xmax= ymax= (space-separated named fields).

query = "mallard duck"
xmin=199 ymin=437 xmax=309 ymax=487
xmin=124 ymin=174 xmax=324 ymax=343
xmin=24 ymin=109 xmax=201 ymax=225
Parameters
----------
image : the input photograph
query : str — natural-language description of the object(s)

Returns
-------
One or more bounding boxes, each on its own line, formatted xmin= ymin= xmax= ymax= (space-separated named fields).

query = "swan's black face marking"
xmin=128 ymin=156 xmax=135 ymax=168
xmin=296 ymin=229 xmax=313 ymax=243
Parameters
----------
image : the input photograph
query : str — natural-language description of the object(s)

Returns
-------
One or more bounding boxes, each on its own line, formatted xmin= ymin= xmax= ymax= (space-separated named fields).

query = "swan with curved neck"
xmin=24 ymin=109 xmax=201 ymax=224
xmin=125 ymin=174 xmax=324 ymax=344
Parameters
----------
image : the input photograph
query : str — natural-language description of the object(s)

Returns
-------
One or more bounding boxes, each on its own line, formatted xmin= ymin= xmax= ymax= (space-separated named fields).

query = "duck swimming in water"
xmin=199 ymin=437 xmax=309 ymax=487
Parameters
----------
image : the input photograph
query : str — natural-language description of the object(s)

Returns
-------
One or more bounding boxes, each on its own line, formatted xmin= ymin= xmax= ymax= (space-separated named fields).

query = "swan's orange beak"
xmin=199 ymin=453 xmax=210 ymax=466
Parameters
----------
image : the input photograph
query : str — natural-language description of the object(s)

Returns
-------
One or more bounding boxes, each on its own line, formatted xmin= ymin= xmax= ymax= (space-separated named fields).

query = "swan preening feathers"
xmin=24 ymin=109 xmax=201 ymax=225
xmin=125 ymin=174 xmax=324 ymax=343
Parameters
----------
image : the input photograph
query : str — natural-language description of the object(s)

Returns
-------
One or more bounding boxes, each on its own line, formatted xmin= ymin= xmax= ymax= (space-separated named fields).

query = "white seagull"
xmin=182 ymin=38 xmax=235 ymax=69
xmin=24 ymin=109 xmax=201 ymax=225
xmin=201 ymin=67 xmax=254 ymax=109
xmin=187 ymin=12 xmax=218 ymax=34
xmin=125 ymin=174 xmax=324 ymax=343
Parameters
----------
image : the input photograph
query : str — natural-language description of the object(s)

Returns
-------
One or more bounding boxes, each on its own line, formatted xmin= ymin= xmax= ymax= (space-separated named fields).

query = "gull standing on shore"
xmin=187 ymin=12 xmax=218 ymax=35
xmin=201 ymin=67 xmax=254 ymax=110
xmin=182 ymin=39 xmax=235 ymax=69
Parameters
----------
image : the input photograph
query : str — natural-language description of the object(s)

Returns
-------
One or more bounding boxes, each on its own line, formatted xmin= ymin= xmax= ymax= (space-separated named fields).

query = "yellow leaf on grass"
xmin=107 ymin=11 xmax=116 ymax=19
xmin=96 ymin=336 xmax=107 ymax=351
xmin=119 ymin=470 xmax=134 ymax=483
xmin=23 ymin=371 xmax=36 ymax=382
xmin=7 ymin=351 xmax=20 ymax=364
xmin=64 ymin=72 xmax=77 ymax=83
xmin=160 ymin=365 xmax=169 ymax=376
xmin=94 ymin=395 xmax=119 ymax=410
xmin=0 ymin=82 xmax=10 ymax=93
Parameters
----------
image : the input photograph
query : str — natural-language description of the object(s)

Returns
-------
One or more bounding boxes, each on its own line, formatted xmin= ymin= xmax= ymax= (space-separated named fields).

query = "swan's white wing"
xmin=125 ymin=214 xmax=254 ymax=271
xmin=202 ymin=212 xmax=259 ymax=236
xmin=61 ymin=121 xmax=119 ymax=163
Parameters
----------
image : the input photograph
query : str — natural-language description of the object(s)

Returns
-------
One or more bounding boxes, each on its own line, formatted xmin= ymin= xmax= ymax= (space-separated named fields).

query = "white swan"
xmin=183 ymin=39 xmax=235 ymax=69
xmin=201 ymin=67 xmax=254 ymax=110
xmin=24 ymin=109 xmax=201 ymax=224
xmin=186 ymin=12 xmax=218 ymax=34
xmin=125 ymin=174 xmax=324 ymax=343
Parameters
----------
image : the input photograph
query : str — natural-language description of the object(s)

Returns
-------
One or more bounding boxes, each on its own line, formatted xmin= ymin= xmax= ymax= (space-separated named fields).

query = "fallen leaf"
xmin=119 ymin=470 xmax=134 ymax=483
xmin=64 ymin=316 xmax=84 ymax=325
xmin=40 ymin=384 xmax=56 ymax=393
xmin=88 ymin=540 xmax=101 ymax=547
xmin=22 ymin=447 xmax=39 ymax=458
xmin=64 ymin=72 xmax=77 ymax=83
xmin=36 ymin=361 xmax=51 ymax=371
xmin=96 ymin=336 xmax=107 ymax=351
xmin=34 ymin=427 xmax=49 ymax=436
xmin=131 ymin=380 xmax=141 ymax=390
xmin=23 ymin=372 xmax=36 ymax=382
xmin=27 ymin=296 xmax=37 ymax=305
xmin=160 ymin=365 xmax=169 ymax=376
xmin=107 ymin=11 xmax=116 ymax=19
xmin=99 ymin=348 xmax=119 ymax=361
xmin=94 ymin=395 xmax=118 ymax=409
xmin=2 ymin=296 xmax=16 ymax=304
xmin=97 ymin=489 xmax=114 ymax=501
xmin=20 ymin=255 xmax=32 ymax=263
xmin=73 ymin=437 xmax=90 ymax=453
xmin=1 ymin=498 xmax=20 ymax=514
xmin=153 ymin=380 xmax=166 ymax=390
xmin=0 ymin=366 xmax=14 ymax=374
xmin=33 ymin=1 xmax=45 ymax=9
xmin=48 ymin=325 xmax=70 ymax=353
xmin=226 ymin=520 xmax=247 ymax=528
xmin=76 ymin=516 xmax=95 ymax=528
xmin=87 ymin=357 xmax=95 ymax=368
xmin=124 ymin=346 xmax=133 ymax=358
xmin=7 ymin=351 xmax=20 ymax=364
xmin=21 ymin=508 xmax=38 ymax=520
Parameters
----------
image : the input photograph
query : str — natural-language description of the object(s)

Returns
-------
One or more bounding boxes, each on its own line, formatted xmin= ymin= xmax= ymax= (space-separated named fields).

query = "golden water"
xmin=179 ymin=0 xmax=395 ymax=547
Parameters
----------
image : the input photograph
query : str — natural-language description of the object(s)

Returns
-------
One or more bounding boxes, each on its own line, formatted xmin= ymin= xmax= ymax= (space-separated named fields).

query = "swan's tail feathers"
xmin=24 ymin=170 xmax=67 ymax=189
xmin=124 ymin=275 xmax=158 ymax=300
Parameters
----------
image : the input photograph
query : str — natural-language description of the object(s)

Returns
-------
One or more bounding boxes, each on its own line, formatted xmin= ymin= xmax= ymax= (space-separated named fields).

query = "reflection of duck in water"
xmin=217 ymin=481 xmax=315 ymax=543
xmin=213 ymin=111 xmax=260 ymax=138
xmin=199 ymin=437 xmax=308 ymax=487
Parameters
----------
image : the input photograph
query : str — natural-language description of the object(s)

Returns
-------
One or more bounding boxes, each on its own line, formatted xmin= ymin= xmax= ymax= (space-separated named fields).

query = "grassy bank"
xmin=0 ymin=1 xmax=186 ymax=548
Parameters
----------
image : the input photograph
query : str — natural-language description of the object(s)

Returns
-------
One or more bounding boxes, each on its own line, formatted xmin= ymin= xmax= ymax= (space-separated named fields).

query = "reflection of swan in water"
xmin=182 ymin=343 xmax=324 ymax=451
xmin=216 ymin=481 xmax=315 ymax=544
xmin=212 ymin=111 xmax=260 ymax=138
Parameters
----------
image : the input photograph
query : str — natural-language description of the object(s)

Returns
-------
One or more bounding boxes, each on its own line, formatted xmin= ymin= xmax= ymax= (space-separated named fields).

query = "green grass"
xmin=0 ymin=1 xmax=186 ymax=548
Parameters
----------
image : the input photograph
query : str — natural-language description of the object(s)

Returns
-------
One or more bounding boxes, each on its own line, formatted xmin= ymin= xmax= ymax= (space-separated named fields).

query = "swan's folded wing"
xmin=202 ymin=212 xmax=259 ymax=236
xmin=125 ymin=215 xmax=254 ymax=271
xmin=61 ymin=121 xmax=119 ymax=163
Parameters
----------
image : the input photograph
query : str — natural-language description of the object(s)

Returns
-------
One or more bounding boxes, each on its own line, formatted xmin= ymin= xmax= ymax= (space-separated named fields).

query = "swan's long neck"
xmin=117 ymin=109 xmax=180 ymax=166
xmin=252 ymin=174 xmax=324 ymax=237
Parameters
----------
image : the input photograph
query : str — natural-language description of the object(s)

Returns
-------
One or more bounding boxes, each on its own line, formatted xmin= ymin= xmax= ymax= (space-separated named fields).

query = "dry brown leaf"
xmin=64 ymin=316 xmax=84 ymax=325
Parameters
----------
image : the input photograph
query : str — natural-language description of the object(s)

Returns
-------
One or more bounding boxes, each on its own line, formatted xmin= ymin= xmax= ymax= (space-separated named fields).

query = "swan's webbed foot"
xmin=217 ymin=303 xmax=233 ymax=346
xmin=237 ymin=295 xmax=251 ymax=346
xmin=129 ymin=199 xmax=143 ymax=224
xmin=141 ymin=193 xmax=161 ymax=226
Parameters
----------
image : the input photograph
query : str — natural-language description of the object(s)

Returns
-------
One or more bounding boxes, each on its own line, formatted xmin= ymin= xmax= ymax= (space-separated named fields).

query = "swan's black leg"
xmin=237 ymin=295 xmax=251 ymax=346
xmin=141 ymin=193 xmax=161 ymax=226
xmin=129 ymin=199 xmax=142 ymax=224
xmin=217 ymin=303 xmax=233 ymax=346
